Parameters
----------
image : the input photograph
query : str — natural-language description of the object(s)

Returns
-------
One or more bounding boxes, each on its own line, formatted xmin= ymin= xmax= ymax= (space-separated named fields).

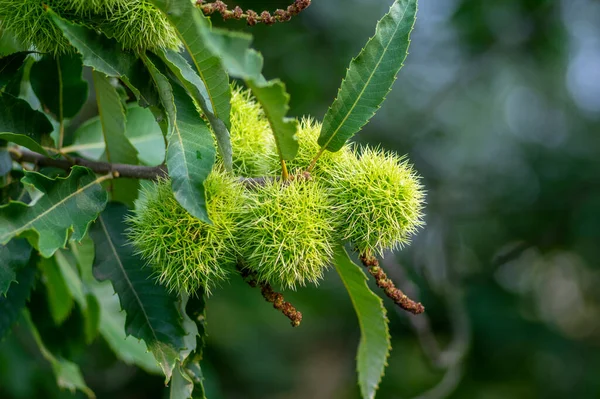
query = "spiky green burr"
xmin=277 ymin=117 xmax=355 ymax=179
xmin=329 ymin=146 xmax=425 ymax=256
xmin=227 ymin=87 xmax=275 ymax=177
xmin=127 ymin=170 xmax=244 ymax=295
xmin=237 ymin=178 xmax=336 ymax=289
xmin=0 ymin=0 xmax=179 ymax=55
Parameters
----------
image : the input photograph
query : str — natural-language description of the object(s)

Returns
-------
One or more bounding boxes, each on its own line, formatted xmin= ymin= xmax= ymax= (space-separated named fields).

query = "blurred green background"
xmin=2 ymin=0 xmax=600 ymax=398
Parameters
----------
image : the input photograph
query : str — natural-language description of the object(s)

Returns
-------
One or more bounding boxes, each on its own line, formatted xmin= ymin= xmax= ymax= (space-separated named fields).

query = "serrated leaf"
xmin=246 ymin=79 xmax=299 ymax=162
xmin=192 ymin=28 xmax=298 ymax=166
xmin=158 ymin=48 xmax=232 ymax=172
xmin=89 ymin=202 xmax=186 ymax=381
xmin=149 ymin=0 xmax=231 ymax=129
xmin=30 ymin=54 xmax=88 ymax=119
xmin=0 ymin=238 xmax=32 ymax=296
xmin=49 ymin=10 xmax=158 ymax=108
xmin=142 ymin=54 xmax=216 ymax=223
xmin=92 ymin=71 xmax=139 ymax=206
xmin=318 ymin=0 xmax=418 ymax=152
xmin=0 ymin=166 xmax=109 ymax=257
xmin=39 ymin=256 xmax=74 ymax=325
xmin=66 ymin=236 xmax=161 ymax=373
xmin=0 ymin=52 xmax=31 ymax=89
xmin=333 ymin=245 xmax=391 ymax=399
xmin=0 ymin=92 xmax=53 ymax=155
xmin=0 ymin=254 xmax=36 ymax=340
xmin=69 ymin=104 xmax=165 ymax=166
xmin=23 ymin=310 xmax=95 ymax=398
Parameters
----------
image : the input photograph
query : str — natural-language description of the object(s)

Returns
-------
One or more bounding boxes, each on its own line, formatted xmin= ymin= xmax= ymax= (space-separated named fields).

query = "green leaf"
xmin=67 ymin=237 xmax=161 ymax=373
xmin=0 ymin=254 xmax=36 ymax=340
xmin=0 ymin=92 xmax=53 ymax=155
xmin=203 ymin=29 xmax=263 ymax=81
xmin=92 ymin=71 xmax=140 ymax=206
xmin=69 ymin=104 xmax=165 ymax=166
xmin=142 ymin=54 xmax=216 ymax=223
xmin=0 ymin=166 xmax=109 ymax=257
xmin=30 ymin=54 xmax=88 ymax=119
xmin=192 ymin=28 xmax=298 ymax=165
xmin=53 ymin=249 xmax=101 ymax=344
xmin=39 ymin=256 xmax=74 ymax=325
xmin=89 ymin=202 xmax=186 ymax=381
xmin=49 ymin=10 xmax=158 ymax=108
xmin=0 ymin=52 xmax=31 ymax=89
xmin=0 ymin=238 xmax=32 ymax=296
xmin=158 ymin=48 xmax=232 ymax=172
xmin=318 ymin=0 xmax=418 ymax=152
xmin=23 ymin=310 xmax=95 ymax=398
xmin=0 ymin=29 xmax=27 ymax=57
xmin=150 ymin=0 xmax=231 ymax=129
xmin=246 ymin=79 xmax=299 ymax=162
xmin=333 ymin=245 xmax=391 ymax=399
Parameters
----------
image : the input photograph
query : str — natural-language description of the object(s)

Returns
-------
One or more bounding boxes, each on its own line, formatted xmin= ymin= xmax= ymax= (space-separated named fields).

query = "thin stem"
xmin=56 ymin=58 xmax=65 ymax=149
xmin=306 ymin=146 xmax=326 ymax=173
xmin=281 ymin=159 xmax=289 ymax=181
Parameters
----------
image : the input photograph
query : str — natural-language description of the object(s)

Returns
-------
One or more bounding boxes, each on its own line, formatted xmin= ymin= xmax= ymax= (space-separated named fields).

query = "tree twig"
xmin=10 ymin=149 xmax=168 ymax=180
xmin=359 ymin=252 xmax=425 ymax=315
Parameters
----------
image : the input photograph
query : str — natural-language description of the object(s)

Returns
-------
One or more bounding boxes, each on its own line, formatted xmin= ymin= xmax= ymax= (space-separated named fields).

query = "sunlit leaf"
xmin=69 ymin=104 xmax=165 ymax=166
xmin=143 ymin=54 xmax=216 ymax=223
xmin=92 ymin=71 xmax=139 ymax=206
xmin=318 ymin=0 xmax=418 ymax=152
xmin=0 ymin=166 xmax=109 ymax=257
xmin=149 ymin=0 xmax=231 ymax=128
xmin=158 ymin=48 xmax=232 ymax=171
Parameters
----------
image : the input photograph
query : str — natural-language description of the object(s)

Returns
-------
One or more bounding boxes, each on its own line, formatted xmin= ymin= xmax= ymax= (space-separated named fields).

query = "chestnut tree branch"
xmin=10 ymin=149 xmax=168 ymax=180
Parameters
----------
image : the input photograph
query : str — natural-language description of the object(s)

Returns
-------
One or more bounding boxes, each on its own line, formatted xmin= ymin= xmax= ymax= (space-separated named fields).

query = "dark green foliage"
xmin=30 ymin=54 xmax=88 ymax=119
xmin=90 ymin=203 xmax=187 ymax=380
xmin=0 ymin=92 xmax=53 ymax=155
xmin=0 ymin=253 xmax=36 ymax=340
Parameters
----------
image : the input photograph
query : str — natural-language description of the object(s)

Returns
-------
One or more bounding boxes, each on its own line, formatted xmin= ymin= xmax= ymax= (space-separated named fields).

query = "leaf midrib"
xmin=98 ymin=214 xmax=159 ymax=343
xmin=320 ymin=1 xmax=410 ymax=151
xmin=0 ymin=174 xmax=109 ymax=242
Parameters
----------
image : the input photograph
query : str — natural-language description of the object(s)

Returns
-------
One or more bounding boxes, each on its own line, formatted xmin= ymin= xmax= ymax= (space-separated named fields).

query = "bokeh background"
xmin=2 ymin=0 xmax=600 ymax=398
